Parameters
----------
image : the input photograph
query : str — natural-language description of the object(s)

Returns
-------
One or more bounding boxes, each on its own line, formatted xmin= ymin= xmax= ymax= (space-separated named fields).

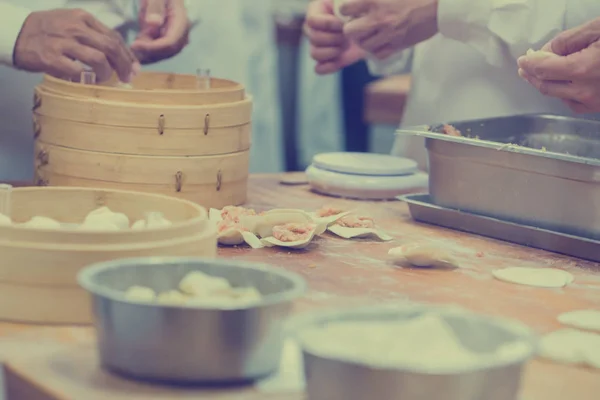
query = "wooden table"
xmin=1 ymin=175 xmax=599 ymax=399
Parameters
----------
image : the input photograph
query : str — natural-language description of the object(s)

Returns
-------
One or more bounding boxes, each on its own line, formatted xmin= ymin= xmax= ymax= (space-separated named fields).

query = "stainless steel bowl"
xmin=77 ymin=257 xmax=306 ymax=384
xmin=291 ymin=304 xmax=537 ymax=400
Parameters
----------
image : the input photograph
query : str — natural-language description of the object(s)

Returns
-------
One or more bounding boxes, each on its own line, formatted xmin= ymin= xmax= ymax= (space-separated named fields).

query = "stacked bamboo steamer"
xmin=0 ymin=186 xmax=217 ymax=325
xmin=32 ymin=72 xmax=251 ymax=208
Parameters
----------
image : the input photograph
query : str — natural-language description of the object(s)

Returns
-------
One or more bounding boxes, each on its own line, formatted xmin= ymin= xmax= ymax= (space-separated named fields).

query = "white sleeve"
xmin=438 ymin=0 xmax=600 ymax=67
xmin=0 ymin=3 xmax=31 ymax=66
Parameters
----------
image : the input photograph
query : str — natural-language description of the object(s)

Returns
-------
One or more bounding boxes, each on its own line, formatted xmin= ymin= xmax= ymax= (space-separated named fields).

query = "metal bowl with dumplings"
xmin=77 ymin=257 xmax=306 ymax=384
xmin=290 ymin=304 xmax=537 ymax=400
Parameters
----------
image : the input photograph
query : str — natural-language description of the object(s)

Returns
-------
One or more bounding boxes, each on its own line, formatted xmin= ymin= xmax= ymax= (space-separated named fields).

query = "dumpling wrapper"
xmin=328 ymin=224 xmax=393 ymax=241
xmin=22 ymin=216 xmax=62 ymax=230
xmin=492 ymin=267 xmax=574 ymax=288
xmin=241 ymin=209 xmax=323 ymax=238
xmin=309 ymin=210 xmax=353 ymax=227
xmin=261 ymin=223 xmax=327 ymax=249
xmin=538 ymin=328 xmax=600 ymax=369
xmin=388 ymin=244 xmax=459 ymax=269
xmin=558 ymin=310 xmax=600 ymax=333
xmin=209 ymin=208 xmax=263 ymax=248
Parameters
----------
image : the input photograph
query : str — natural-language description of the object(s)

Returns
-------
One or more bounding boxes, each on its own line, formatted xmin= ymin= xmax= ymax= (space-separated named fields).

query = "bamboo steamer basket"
xmin=33 ymin=72 xmax=252 ymax=208
xmin=0 ymin=186 xmax=217 ymax=324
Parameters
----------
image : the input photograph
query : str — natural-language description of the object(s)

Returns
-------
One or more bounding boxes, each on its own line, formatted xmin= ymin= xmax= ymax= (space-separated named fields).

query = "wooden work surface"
xmin=1 ymin=174 xmax=599 ymax=400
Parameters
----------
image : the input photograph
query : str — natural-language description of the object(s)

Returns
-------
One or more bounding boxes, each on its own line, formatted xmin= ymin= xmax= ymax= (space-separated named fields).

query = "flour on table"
xmin=557 ymin=310 xmax=600 ymax=333
xmin=492 ymin=267 xmax=573 ymax=288
xmin=297 ymin=313 xmax=531 ymax=372
xmin=538 ymin=328 xmax=600 ymax=369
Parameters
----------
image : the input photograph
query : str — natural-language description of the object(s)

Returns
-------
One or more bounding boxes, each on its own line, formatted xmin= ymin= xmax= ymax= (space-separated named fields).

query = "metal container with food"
xmin=395 ymin=114 xmax=600 ymax=240
xmin=292 ymin=304 xmax=537 ymax=400
xmin=77 ymin=257 xmax=306 ymax=384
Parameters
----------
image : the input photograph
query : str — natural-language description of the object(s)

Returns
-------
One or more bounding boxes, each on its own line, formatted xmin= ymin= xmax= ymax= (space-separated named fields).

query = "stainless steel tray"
xmin=400 ymin=194 xmax=600 ymax=263
xmin=396 ymin=114 xmax=600 ymax=240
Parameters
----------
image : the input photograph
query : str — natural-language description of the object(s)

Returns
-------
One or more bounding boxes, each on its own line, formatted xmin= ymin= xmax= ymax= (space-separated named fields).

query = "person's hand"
xmin=130 ymin=0 xmax=190 ymax=64
xmin=338 ymin=0 xmax=439 ymax=60
xmin=517 ymin=18 xmax=600 ymax=114
xmin=13 ymin=9 xmax=138 ymax=82
xmin=304 ymin=0 xmax=366 ymax=75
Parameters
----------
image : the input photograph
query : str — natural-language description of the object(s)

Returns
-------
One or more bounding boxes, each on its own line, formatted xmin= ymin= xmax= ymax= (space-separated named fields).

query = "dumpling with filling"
xmin=328 ymin=214 xmax=392 ymax=241
xmin=21 ymin=216 xmax=62 ymax=230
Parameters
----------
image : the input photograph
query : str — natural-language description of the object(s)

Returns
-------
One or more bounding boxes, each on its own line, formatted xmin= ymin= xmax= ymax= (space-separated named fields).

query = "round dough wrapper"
xmin=538 ymin=328 xmax=600 ymax=369
xmin=492 ymin=267 xmax=573 ymax=288
xmin=558 ymin=310 xmax=600 ymax=333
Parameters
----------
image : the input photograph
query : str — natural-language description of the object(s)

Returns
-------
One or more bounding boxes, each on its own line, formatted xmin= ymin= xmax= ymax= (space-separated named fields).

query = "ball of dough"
xmin=125 ymin=285 xmax=156 ymax=302
xmin=22 ymin=216 xmax=62 ymax=230
xmin=388 ymin=244 xmax=459 ymax=269
xmin=0 ymin=213 xmax=12 ymax=226
xmin=179 ymin=271 xmax=231 ymax=296
xmin=85 ymin=206 xmax=130 ymax=230
xmin=157 ymin=290 xmax=189 ymax=305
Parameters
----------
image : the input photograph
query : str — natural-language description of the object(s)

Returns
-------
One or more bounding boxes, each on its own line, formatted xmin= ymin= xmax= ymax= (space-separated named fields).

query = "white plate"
xmin=306 ymin=165 xmax=428 ymax=200
xmin=312 ymin=152 xmax=418 ymax=177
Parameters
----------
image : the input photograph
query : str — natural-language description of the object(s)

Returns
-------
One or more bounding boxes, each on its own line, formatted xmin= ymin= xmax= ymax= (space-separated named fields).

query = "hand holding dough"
xmin=388 ymin=244 xmax=459 ymax=269
xmin=492 ymin=267 xmax=573 ymax=288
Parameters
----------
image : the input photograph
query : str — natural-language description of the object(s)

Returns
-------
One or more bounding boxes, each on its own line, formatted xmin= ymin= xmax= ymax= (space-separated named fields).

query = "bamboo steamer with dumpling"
xmin=0 ymin=186 xmax=217 ymax=324
xmin=32 ymin=72 xmax=251 ymax=208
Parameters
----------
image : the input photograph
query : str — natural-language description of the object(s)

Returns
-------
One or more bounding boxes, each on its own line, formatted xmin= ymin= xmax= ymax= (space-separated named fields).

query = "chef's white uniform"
xmin=139 ymin=0 xmax=284 ymax=173
xmin=0 ymin=0 xmax=142 ymax=182
xmin=368 ymin=0 xmax=600 ymax=170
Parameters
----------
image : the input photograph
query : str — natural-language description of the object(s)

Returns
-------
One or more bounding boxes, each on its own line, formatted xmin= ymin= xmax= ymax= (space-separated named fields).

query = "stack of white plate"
xmin=305 ymin=152 xmax=428 ymax=200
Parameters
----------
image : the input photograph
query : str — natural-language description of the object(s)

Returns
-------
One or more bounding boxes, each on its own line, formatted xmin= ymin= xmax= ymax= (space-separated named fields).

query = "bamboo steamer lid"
xmin=34 ymin=86 xmax=252 ymax=129
xmin=39 ymin=72 xmax=245 ymax=105
xmin=34 ymin=143 xmax=249 ymax=207
xmin=34 ymin=115 xmax=251 ymax=156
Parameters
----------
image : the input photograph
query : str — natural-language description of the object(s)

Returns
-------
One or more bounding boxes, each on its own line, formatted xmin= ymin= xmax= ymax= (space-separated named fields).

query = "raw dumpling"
xmin=157 ymin=290 xmax=189 ymax=305
xmin=328 ymin=214 xmax=392 ymax=241
xmin=388 ymin=244 xmax=459 ymax=269
xmin=84 ymin=206 xmax=129 ymax=230
xmin=0 ymin=213 xmax=12 ymax=226
xmin=179 ymin=271 xmax=231 ymax=296
xmin=21 ymin=216 xmax=62 ymax=230
xmin=538 ymin=328 xmax=600 ymax=369
xmin=311 ymin=206 xmax=352 ymax=226
xmin=216 ymin=219 xmax=263 ymax=248
xmin=125 ymin=286 xmax=156 ymax=302
xmin=241 ymin=209 xmax=317 ymax=238
xmin=492 ymin=267 xmax=573 ymax=288
xmin=261 ymin=222 xmax=324 ymax=249
xmin=188 ymin=287 xmax=262 ymax=308
xmin=557 ymin=310 xmax=600 ymax=333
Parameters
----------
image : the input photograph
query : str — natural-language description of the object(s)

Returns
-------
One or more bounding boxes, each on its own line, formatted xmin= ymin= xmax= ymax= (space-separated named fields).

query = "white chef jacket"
xmin=375 ymin=0 xmax=600 ymax=170
xmin=138 ymin=0 xmax=284 ymax=173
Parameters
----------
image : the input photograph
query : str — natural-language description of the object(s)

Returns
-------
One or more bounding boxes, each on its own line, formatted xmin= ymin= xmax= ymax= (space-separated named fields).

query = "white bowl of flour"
xmin=292 ymin=304 xmax=536 ymax=400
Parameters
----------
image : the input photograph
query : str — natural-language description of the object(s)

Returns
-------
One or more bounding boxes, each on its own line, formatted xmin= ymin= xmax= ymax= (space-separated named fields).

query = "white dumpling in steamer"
xmin=83 ymin=206 xmax=130 ymax=230
xmin=179 ymin=271 xmax=232 ymax=296
xmin=22 ymin=216 xmax=62 ymax=230
xmin=0 ymin=213 xmax=12 ymax=226
xmin=131 ymin=219 xmax=146 ymax=230
xmin=145 ymin=212 xmax=172 ymax=228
